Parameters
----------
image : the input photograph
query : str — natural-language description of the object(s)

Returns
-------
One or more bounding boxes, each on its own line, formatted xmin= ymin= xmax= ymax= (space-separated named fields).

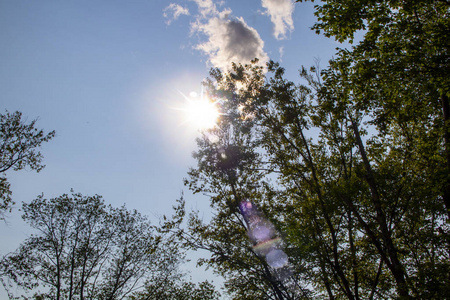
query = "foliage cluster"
xmin=0 ymin=111 xmax=55 ymax=219
xmin=0 ymin=192 xmax=220 ymax=300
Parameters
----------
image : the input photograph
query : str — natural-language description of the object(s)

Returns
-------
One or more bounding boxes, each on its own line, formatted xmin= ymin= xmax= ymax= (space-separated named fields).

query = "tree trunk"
xmin=347 ymin=210 xmax=359 ymax=300
xmin=440 ymin=93 xmax=450 ymax=220
xmin=350 ymin=116 xmax=410 ymax=299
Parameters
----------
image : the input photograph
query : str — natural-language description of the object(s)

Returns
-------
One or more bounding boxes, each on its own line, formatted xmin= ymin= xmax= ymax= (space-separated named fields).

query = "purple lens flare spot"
xmin=239 ymin=201 xmax=290 ymax=270
xmin=251 ymin=222 xmax=275 ymax=241
xmin=266 ymin=249 xmax=289 ymax=269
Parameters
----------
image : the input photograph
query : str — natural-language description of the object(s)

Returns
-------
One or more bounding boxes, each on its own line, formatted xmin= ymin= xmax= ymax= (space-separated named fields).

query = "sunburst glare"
xmin=176 ymin=88 xmax=220 ymax=130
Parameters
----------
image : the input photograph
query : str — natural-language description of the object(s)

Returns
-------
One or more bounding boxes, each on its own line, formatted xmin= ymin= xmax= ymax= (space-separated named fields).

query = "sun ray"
xmin=172 ymin=87 xmax=221 ymax=130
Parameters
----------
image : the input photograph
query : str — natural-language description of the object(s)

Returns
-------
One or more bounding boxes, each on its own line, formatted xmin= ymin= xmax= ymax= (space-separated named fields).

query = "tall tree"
xmin=297 ymin=0 xmax=450 ymax=297
xmin=0 ymin=111 xmax=55 ymax=219
xmin=176 ymin=1 xmax=449 ymax=298
xmin=178 ymin=54 xmax=449 ymax=299
xmin=297 ymin=0 xmax=450 ymax=219
xmin=0 ymin=192 xmax=195 ymax=300
xmin=173 ymin=62 xmax=321 ymax=299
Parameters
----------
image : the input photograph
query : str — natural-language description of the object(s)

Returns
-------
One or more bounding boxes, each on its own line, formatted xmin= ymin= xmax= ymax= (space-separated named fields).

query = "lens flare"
xmin=266 ymin=249 xmax=289 ymax=268
xmin=239 ymin=201 xmax=289 ymax=269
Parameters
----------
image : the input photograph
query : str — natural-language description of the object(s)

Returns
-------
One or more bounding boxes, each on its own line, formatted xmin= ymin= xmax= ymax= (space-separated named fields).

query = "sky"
xmin=0 ymin=0 xmax=343 ymax=296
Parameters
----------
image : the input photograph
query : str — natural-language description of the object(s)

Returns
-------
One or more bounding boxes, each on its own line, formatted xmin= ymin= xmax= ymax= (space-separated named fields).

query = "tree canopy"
xmin=0 ymin=110 xmax=55 ymax=219
xmin=173 ymin=1 xmax=449 ymax=299
xmin=0 ymin=192 xmax=219 ymax=300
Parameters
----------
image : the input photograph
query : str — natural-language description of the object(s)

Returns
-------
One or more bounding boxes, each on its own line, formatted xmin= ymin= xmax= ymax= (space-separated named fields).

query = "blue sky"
xmin=0 ymin=0 xmax=342 ymax=295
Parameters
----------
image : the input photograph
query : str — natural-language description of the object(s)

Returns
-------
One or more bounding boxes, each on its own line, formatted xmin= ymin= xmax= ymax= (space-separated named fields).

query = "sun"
xmin=178 ymin=90 xmax=220 ymax=130
xmin=184 ymin=97 xmax=219 ymax=129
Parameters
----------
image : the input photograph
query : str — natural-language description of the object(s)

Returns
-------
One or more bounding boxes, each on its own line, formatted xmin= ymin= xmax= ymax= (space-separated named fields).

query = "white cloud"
xmin=163 ymin=0 xmax=269 ymax=71
xmin=261 ymin=0 xmax=294 ymax=40
xmin=191 ymin=0 xmax=268 ymax=71
xmin=194 ymin=16 xmax=268 ymax=71
xmin=163 ymin=3 xmax=190 ymax=25
xmin=192 ymin=0 xmax=218 ymax=17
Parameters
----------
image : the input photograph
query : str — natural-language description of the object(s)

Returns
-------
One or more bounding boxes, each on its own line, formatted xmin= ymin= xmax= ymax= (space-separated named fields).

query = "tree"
xmin=296 ymin=0 xmax=450 ymax=297
xmin=165 ymin=62 xmax=316 ymax=299
xmin=296 ymin=0 xmax=450 ymax=219
xmin=174 ymin=1 xmax=449 ymax=298
xmin=177 ymin=54 xmax=449 ymax=299
xmin=0 ymin=192 xmax=200 ymax=300
xmin=0 ymin=111 xmax=55 ymax=219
